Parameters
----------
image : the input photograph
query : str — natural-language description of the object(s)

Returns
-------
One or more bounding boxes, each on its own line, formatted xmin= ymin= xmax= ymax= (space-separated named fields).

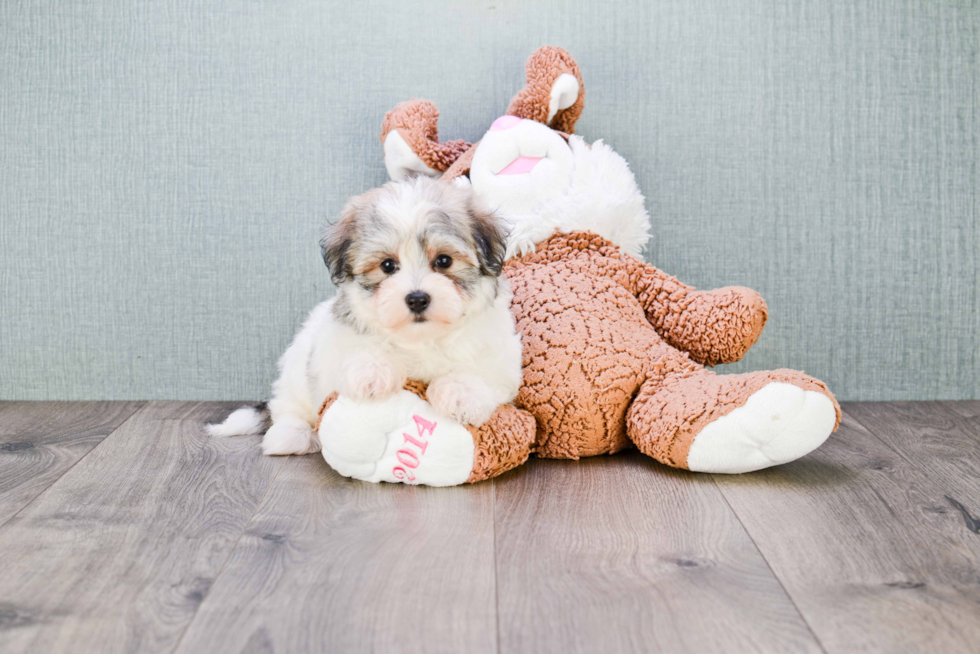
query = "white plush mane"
xmin=501 ymin=136 xmax=651 ymax=258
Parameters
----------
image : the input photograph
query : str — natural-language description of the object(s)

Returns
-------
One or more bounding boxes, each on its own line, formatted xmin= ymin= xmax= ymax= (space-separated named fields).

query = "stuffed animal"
xmin=317 ymin=46 xmax=840 ymax=486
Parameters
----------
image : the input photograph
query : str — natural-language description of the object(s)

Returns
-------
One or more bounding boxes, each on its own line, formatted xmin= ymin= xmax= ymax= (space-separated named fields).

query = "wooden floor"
xmin=1 ymin=402 xmax=979 ymax=653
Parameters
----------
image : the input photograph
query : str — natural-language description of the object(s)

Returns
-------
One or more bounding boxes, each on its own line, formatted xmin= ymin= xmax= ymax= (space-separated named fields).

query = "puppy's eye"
xmin=380 ymin=259 xmax=398 ymax=274
xmin=433 ymin=254 xmax=453 ymax=270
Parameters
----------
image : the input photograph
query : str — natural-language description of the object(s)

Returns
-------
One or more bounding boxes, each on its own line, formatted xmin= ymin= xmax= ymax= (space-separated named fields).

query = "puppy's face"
xmin=321 ymin=176 xmax=508 ymax=344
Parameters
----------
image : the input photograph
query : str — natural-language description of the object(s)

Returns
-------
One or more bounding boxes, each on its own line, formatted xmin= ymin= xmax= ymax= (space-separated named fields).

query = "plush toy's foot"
xmin=627 ymin=368 xmax=840 ymax=474
xmin=317 ymin=383 xmax=537 ymax=486
xmin=318 ymin=390 xmax=476 ymax=486
xmin=686 ymin=381 xmax=837 ymax=473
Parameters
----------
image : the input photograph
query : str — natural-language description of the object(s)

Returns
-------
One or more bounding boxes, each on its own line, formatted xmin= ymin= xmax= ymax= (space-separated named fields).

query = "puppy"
xmin=208 ymin=176 xmax=523 ymax=456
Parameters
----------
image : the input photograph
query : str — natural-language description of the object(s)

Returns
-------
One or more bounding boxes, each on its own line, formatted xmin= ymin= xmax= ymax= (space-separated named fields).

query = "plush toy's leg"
xmin=626 ymin=366 xmax=840 ymax=473
xmin=317 ymin=383 xmax=536 ymax=486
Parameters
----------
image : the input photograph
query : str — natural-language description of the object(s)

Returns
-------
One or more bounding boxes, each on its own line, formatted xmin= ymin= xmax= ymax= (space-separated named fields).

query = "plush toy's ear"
xmin=506 ymin=46 xmax=585 ymax=134
xmin=468 ymin=200 xmax=508 ymax=277
xmin=381 ymin=99 xmax=472 ymax=181
xmin=321 ymin=195 xmax=367 ymax=284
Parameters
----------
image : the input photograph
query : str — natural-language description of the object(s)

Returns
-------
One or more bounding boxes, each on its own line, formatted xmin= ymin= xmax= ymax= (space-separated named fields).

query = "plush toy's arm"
xmin=626 ymin=257 xmax=768 ymax=366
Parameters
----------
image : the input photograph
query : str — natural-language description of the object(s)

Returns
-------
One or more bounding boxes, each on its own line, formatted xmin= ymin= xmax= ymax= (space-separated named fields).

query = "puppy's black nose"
xmin=405 ymin=291 xmax=430 ymax=314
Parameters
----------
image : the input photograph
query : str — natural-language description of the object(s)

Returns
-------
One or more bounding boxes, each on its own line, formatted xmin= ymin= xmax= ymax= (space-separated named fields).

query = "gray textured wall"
xmin=1 ymin=0 xmax=977 ymax=401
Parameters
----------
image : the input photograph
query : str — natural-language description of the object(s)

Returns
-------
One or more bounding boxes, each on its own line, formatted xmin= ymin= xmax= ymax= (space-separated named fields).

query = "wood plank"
xmin=174 ymin=455 xmax=497 ymax=654
xmin=848 ymin=401 xmax=980 ymax=514
xmin=0 ymin=401 xmax=282 ymax=654
xmin=0 ymin=401 xmax=144 ymax=527
xmin=493 ymin=452 xmax=821 ymax=654
xmin=940 ymin=400 xmax=980 ymax=419
xmin=713 ymin=406 xmax=980 ymax=654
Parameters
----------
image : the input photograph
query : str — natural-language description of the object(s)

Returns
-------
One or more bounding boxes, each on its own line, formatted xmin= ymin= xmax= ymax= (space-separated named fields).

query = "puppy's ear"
xmin=468 ymin=201 xmax=508 ymax=276
xmin=321 ymin=198 xmax=362 ymax=284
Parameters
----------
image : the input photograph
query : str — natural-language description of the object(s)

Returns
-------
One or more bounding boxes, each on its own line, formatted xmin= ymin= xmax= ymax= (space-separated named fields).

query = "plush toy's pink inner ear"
xmin=490 ymin=115 xmax=522 ymax=131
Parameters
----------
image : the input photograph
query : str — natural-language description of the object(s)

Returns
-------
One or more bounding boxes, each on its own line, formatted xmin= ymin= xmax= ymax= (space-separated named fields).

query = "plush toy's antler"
xmin=381 ymin=99 xmax=471 ymax=180
xmin=507 ymin=46 xmax=585 ymax=133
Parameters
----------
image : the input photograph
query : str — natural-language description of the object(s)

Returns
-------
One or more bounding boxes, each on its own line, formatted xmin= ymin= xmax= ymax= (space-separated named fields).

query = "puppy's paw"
xmin=262 ymin=416 xmax=320 ymax=456
xmin=339 ymin=353 xmax=406 ymax=402
xmin=427 ymin=374 xmax=499 ymax=427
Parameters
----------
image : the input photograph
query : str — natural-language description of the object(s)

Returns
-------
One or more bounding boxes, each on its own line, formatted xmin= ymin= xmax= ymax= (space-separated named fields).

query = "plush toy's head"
xmin=467 ymin=115 xmax=574 ymax=216
xmin=462 ymin=116 xmax=651 ymax=259
xmin=381 ymin=46 xmax=651 ymax=259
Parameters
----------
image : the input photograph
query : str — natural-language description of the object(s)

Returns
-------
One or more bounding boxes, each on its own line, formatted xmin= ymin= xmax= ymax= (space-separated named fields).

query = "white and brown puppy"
xmin=209 ymin=176 xmax=522 ymax=455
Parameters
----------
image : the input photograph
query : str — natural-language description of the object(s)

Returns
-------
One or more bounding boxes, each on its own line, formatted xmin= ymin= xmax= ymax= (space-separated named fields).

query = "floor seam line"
xmin=492 ymin=478 xmax=502 ymax=654
xmin=843 ymin=403 xmax=923 ymax=470
xmin=0 ymin=401 xmax=146 ymax=532
xmin=167 ymin=453 xmax=287 ymax=654
xmin=710 ymin=474 xmax=830 ymax=654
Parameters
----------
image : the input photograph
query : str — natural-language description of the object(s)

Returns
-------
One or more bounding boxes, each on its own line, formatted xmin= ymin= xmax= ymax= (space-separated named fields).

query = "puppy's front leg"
xmin=339 ymin=351 xmax=407 ymax=402
xmin=427 ymin=373 xmax=500 ymax=427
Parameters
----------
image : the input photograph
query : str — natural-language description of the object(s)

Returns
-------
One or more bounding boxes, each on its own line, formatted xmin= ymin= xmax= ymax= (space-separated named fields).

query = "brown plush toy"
xmin=316 ymin=46 xmax=840 ymax=486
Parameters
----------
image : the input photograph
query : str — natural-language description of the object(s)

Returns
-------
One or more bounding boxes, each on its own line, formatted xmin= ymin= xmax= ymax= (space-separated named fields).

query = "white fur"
xmin=426 ymin=372 xmax=500 ymax=427
xmin=209 ymin=179 xmax=522 ymax=458
xmin=339 ymin=350 xmax=406 ymax=402
xmin=251 ymin=284 xmax=520 ymax=456
xmin=206 ymin=406 xmax=266 ymax=438
xmin=468 ymin=119 xmax=651 ymax=259
xmin=470 ymin=119 xmax=574 ymax=216
xmin=686 ymin=383 xmax=837 ymax=473
xmin=262 ymin=415 xmax=319 ymax=456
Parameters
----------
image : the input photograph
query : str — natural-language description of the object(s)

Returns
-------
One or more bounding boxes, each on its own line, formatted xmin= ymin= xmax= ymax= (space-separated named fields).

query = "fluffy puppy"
xmin=208 ymin=176 xmax=523 ymax=456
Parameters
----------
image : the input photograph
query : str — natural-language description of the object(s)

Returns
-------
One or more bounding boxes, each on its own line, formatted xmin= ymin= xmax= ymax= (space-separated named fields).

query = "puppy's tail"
xmin=206 ymin=402 xmax=270 ymax=438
